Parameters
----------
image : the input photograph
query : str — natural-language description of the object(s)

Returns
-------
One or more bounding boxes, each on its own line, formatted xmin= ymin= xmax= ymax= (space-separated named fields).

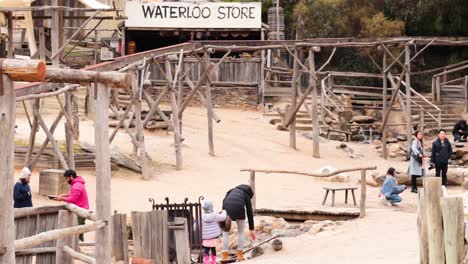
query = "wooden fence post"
xmin=174 ymin=217 xmax=191 ymax=264
xmin=56 ymin=210 xmax=76 ymax=264
xmin=0 ymin=72 xmax=16 ymax=263
xmin=464 ymin=76 xmax=468 ymax=113
xmin=436 ymin=76 xmax=441 ymax=104
xmin=441 ymin=197 xmax=464 ymax=264
xmin=112 ymin=213 xmax=129 ymax=263
xmin=309 ymin=49 xmax=320 ymax=158
xmin=65 ymin=91 xmax=75 ymax=170
xmin=359 ymin=170 xmax=366 ymax=218
xmin=289 ymin=48 xmax=299 ymax=149
xmin=417 ymin=192 xmax=428 ymax=264
xmin=423 ymin=177 xmax=444 ymax=263
xmin=94 ymin=83 xmax=112 ymax=263
xmin=249 ymin=171 xmax=256 ymax=212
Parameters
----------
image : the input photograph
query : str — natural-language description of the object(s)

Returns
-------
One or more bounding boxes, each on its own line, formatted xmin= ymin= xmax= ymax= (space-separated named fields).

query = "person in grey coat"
xmin=408 ymin=130 xmax=425 ymax=193
xmin=201 ymin=201 xmax=226 ymax=264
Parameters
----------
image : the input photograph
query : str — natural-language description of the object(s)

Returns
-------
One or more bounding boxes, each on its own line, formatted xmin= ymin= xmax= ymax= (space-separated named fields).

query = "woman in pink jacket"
xmin=55 ymin=169 xmax=89 ymax=241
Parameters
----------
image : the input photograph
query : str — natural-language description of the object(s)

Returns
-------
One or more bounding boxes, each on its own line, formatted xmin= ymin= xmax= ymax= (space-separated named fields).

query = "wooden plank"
xmin=205 ymin=52 xmax=215 ymax=156
xmin=94 ymin=83 xmax=112 ymax=263
xmin=423 ymin=177 xmax=444 ymax=263
xmin=131 ymin=212 xmax=142 ymax=258
xmin=25 ymin=99 xmax=40 ymax=166
xmin=249 ymin=171 xmax=256 ymax=212
xmin=404 ymin=45 xmax=412 ymax=156
xmin=112 ymin=214 xmax=123 ymax=261
xmin=166 ymin=60 xmax=183 ymax=170
xmin=289 ymin=49 xmax=299 ymax=149
xmin=55 ymin=210 xmax=74 ymax=264
xmin=65 ymin=92 xmax=75 ymax=170
xmin=174 ymin=217 xmax=190 ymax=264
xmin=359 ymin=170 xmax=366 ymax=218
xmin=0 ymin=74 xmax=16 ymax=263
xmin=441 ymin=197 xmax=464 ymax=264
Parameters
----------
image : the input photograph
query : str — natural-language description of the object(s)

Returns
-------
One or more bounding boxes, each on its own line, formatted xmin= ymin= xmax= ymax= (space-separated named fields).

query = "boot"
xmin=221 ymin=251 xmax=229 ymax=261
xmin=211 ymin=255 xmax=217 ymax=264
xmin=203 ymin=254 xmax=210 ymax=264
xmin=236 ymin=250 xmax=245 ymax=261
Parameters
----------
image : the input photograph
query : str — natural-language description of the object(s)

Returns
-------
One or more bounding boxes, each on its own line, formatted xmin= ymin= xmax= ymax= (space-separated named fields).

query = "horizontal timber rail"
xmin=63 ymin=246 xmax=96 ymax=264
xmin=15 ymin=205 xmax=66 ymax=219
xmin=15 ymin=220 xmax=106 ymax=250
xmin=242 ymin=166 xmax=377 ymax=218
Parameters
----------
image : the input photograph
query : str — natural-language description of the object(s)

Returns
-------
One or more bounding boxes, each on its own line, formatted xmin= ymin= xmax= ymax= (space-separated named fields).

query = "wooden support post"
xmin=71 ymin=93 xmax=79 ymax=140
xmin=132 ymin=71 xmax=151 ymax=180
xmin=441 ymin=197 xmax=464 ymax=264
xmin=65 ymin=92 xmax=75 ymax=170
xmin=249 ymin=171 xmax=256 ymax=212
xmin=93 ymin=30 xmax=99 ymax=64
xmin=436 ymin=76 xmax=441 ymax=104
xmin=25 ymin=99 xmax=39 ymax=166
xmin=417 ymin=193 xmax=428 ymax=264
xmin=404 ymin=45 xmax=412 ymax=156
xmin=289 ymin=49 xmax=299 ymax=149
xmin=420 ymin=111 xmax=425 ymax=133
xmin=86 ymin=85 xmax=95 ymax=120
xmin=94 ymin=83 xmax=112 ymax=263
xmin=56 ymin=210 xmax=76 ymax=264
xmin=359 ymin=170 xmax=366 ymax=218
xmin=7 ymin=12 xmax=13 ymax=59
xmin=260 ymin=30 xmax=266 ymax=105
xmin=165 ymin=60 xmax=182 ymax=170
xmin=205 ymin=52 xmax=215 ymax=156
xmin=30 ymin=112 xmax=64 ymax=169
xmin=309 ymin=49 xmax=320 ymax=158
xmin=0 ymin=72 xmax=16 ymax=263
xmin=112 ymin=214 xmax=129 ymax=263
xmin=382 ymin=54 xmax=387 ymax=159
xmin=464 ymin=76 xmax=468 ymax=113
xmin=33 ymin=107 xmax=69 ymax=170
xmin=423 ymin=177 xmax=444 ymax=263
xmin=51 ymin=0 xmax=62 ymax=67
xmin=39 ymin=27 xmax=46 ymax=61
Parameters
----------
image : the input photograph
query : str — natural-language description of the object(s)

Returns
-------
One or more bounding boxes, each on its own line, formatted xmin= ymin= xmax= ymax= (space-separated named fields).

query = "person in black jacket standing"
xmin=221 ymin=184 xmax=256 ymax=261
xmin=431 ymin=129 xmax=452 ymax=186
xmin=14 ymin=167 xmax=33 ymax=208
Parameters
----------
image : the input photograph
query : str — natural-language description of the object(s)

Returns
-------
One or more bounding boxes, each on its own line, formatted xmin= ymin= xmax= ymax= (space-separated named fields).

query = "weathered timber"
xmin=56 ymin=210 xmax=75 ymax=264
xmin=15 ymin=247 xmax=56 ymax=256
xmin=63 ymin=246 xmax=96 ymax=264
xmin=240 ymin=166 xmax=376 ymax=177
xmin=45 ymin=68 xmax=132 ymax=88
xmin=15 ymin=221 xmax=106 ymax=250
xmin=423 ymin=178 xmax=445 ymax=263
xmin=0 ymin=59 xmax=46 ymax=81
xmin=254 ymin=208 xmax=359 ymax=221
xmin=14 ymin=205 xmax=66 ymax=219
xmin=0 ymin=74 xmax=16 ymax=263
xmin=417 ymin=193 xmax=428 ymax=264
xmin=441 ymin=197 xmax=464 ymax=264
xmin=16 ymin=84 xmax=79 ymax=102
xmin=64 ymin=203 xmax=96 ymax=221
xmin=94 ymin=83 xmax=112 ymax=264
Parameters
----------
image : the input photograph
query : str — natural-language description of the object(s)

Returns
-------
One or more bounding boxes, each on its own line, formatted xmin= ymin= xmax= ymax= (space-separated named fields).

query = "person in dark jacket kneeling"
xmin=221 ymin=184 xmax=256 ymax=261
xmin=14 ymin=167 xmax=33 ymax=208
xmin=431 ymin=129 xmax=452 ymax=186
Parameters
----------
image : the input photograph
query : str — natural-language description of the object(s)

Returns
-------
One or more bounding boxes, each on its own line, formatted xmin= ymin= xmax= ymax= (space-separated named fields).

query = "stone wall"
xmin=149 ymin=86 xmax=259 ymax=107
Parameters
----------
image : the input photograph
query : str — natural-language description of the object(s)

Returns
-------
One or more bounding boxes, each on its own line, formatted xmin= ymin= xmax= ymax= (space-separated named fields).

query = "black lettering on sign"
xmin=192 ymin=6 xmax=201 ymax=18
xmin=141 ymin=5 xmax=154 ymax=18
xmin=170 ymin=6 xmax=177 ymax=18
xmin=217 ymin=6 xmax=226 ymax=19
xmin=155 ymin=5 xmax=163 ymax=18
xmin=201 ymin=7 xmax=210 ymax=18
xmin=179 ymin=6 xmax=187 ymax=18
xmin=240 ymin=7 xmax=248 ymax=18
xmin=249 ymin=7 xmax=254 ymax=18
xmin=225 ymin=6 xmax=232 ymax=18
xmin=231 ymin=7 xmax=240 ymax=18
xmin=162 ymin=6 xmax=168 ymax=17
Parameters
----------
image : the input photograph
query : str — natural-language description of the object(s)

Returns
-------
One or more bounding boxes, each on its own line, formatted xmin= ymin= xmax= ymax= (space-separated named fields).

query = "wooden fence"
xmin=418 ymin=177 xmax=466 ymax=264
xmin=241 ymin=166 xmax=377 ymax=218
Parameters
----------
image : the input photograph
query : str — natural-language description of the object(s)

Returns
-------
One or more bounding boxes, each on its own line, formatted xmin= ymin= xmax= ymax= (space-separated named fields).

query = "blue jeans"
xmin=387 ymin=194 xmax=402 ymax=204
xmin=454 ymin=132 xmax=461 ymax=141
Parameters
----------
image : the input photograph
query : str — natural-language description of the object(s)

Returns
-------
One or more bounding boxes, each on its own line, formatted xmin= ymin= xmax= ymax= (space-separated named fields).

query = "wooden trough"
xmin=255 ymin=208 xmax=360 ymax=221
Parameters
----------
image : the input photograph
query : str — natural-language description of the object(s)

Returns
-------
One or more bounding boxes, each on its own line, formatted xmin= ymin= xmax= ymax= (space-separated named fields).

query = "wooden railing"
xmin=13 ymin=204 xmax=103 ymax=264
xmin=432 ymin=61 xmax=468 ymax=103
xmin=320 ymin=73 xmax=345 ymax=126
xmin=241 ymin=166 xmax=377 ymax=218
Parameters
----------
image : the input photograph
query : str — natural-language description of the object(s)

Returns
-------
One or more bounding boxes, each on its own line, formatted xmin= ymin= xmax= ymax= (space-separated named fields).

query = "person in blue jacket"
xmin=381 ymin=167 xmax=407 ymax=206
xmin=14 ymin=167 xmax=33 ymax=208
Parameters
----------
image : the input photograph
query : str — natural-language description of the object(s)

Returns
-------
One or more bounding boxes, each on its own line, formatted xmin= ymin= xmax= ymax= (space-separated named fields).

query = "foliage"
xmin=360 ymin=13 xmax=405 ymax=38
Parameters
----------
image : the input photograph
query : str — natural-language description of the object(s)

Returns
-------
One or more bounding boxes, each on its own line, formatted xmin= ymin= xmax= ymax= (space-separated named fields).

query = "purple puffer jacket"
xmin=202 ymin=210 xmax=227 ymax=240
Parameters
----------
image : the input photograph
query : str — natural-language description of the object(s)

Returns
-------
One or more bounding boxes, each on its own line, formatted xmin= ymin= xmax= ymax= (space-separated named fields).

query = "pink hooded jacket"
xmin=64 ymin=176 xmax=89 ymax=209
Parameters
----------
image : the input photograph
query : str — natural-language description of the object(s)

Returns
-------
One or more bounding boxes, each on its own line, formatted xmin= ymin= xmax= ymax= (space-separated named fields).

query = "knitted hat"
xmin=19 ymin=167 xmax=31 ymax=179
xmin=202 ymin=201 xmax=214 ymax=213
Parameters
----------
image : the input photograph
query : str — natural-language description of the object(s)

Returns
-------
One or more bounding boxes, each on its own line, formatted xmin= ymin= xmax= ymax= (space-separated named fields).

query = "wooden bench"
xmin=322 ymin=187 xmax=357 ymax=207
xmin=326 ymin=129 xmax=352 ymax=142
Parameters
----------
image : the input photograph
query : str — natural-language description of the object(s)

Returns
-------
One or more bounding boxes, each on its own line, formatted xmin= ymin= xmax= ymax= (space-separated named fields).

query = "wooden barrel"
xmin=127 ymin=41 xmax=136 ymax=55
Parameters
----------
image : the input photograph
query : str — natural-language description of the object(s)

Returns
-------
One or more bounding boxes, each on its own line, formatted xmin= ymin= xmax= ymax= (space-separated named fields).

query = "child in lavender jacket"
xmin=202 ymin=201 xmax=227 ymax=264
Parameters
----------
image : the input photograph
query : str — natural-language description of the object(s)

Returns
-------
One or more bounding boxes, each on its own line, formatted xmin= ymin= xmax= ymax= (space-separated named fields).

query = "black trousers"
xmin=435 ymin=162 xmax=448 ymax=186
xmin=411 ymin=175 xmax=421 ymax=190
xmin=77 ymin=216 xmax=86 ymax=241
xmin=203 ymin=246 xmax=216 ymax=256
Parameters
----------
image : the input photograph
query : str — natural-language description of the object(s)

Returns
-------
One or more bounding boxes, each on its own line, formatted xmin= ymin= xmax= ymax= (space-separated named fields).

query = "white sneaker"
xmin=386 ymin=201 xmax=392 ymax=207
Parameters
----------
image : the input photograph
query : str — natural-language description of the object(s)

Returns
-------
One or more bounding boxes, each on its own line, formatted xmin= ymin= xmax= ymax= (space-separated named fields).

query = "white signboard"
xmin=125 ymin=1 xmax=262 ymax=29
xmin=100 ymin=47 xmax=114 ymax=61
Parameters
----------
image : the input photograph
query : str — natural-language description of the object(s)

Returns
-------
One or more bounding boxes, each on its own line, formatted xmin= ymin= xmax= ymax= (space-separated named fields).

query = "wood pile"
xmin=15 ymin=143 xmax=142 ymax=173
xmin=450 ymin=144 xmax=468 ymax=166
xmin=109 ymin=90 xmax=172 ymax=130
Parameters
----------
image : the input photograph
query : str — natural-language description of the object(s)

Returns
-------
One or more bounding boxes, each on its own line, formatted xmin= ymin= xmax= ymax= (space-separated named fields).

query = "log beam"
xmin=0 ymin=73 xmax=16 ymax=263
xmin=63 ymin=246 xmax=96 ymax=264
xmin=45 ymin=68 xmax=132 ymax=88
xmin=0 ymin=59 xmax=46 ymax=82
xmin=240 ymin=166 xmax=377 ymax=177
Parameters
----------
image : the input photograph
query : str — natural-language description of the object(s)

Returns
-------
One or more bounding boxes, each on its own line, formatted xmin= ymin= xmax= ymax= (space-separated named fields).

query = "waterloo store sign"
xmin=125 ymin=1 xmax=262 ymax=29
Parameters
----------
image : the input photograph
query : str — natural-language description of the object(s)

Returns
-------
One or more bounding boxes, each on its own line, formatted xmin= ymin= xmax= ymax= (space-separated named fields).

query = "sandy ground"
xmin=14 ymin=105 xmax=465 ymax=263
